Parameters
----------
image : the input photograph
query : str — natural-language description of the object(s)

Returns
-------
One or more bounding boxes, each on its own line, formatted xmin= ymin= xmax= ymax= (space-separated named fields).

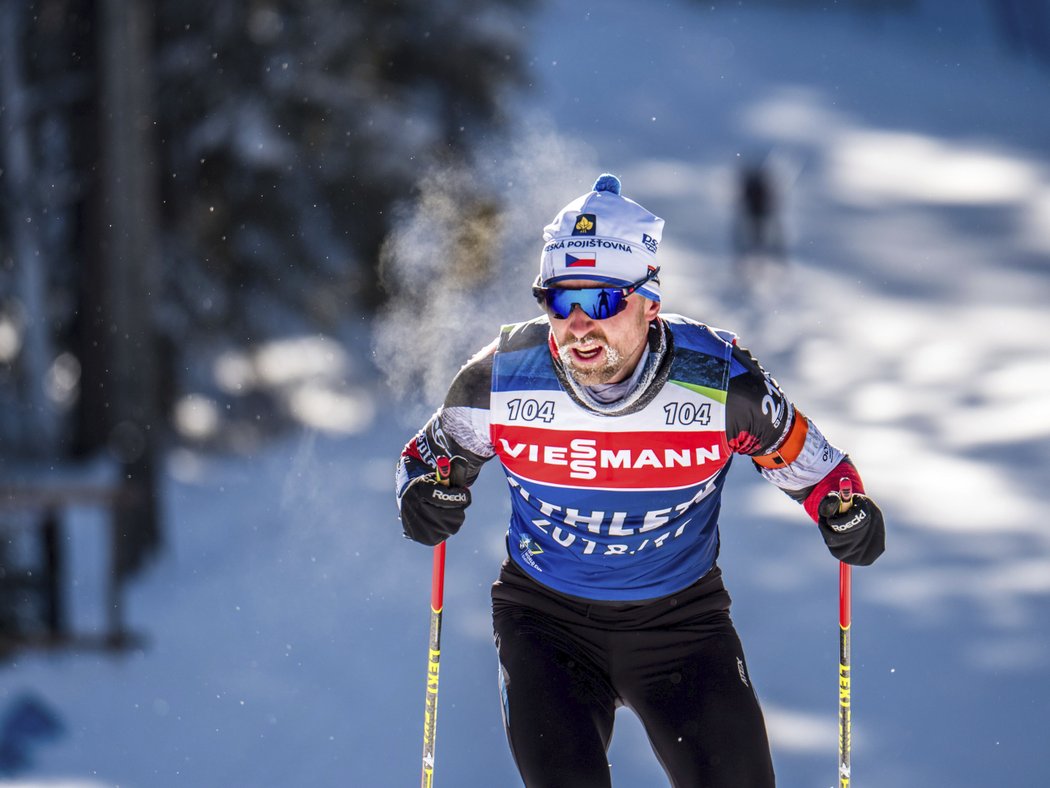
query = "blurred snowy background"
xmin=1 ymin=0 xmax=1048 ymax=786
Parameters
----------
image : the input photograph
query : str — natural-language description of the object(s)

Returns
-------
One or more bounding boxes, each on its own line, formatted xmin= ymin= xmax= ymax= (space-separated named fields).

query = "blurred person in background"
xmin=732 ymin=158 xmax=786 ymax=298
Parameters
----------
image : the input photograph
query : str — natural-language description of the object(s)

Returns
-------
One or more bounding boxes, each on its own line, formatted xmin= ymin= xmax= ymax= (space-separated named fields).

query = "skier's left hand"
xmin=817 ymin=493 xmax=885 ymax=566
xmin=399 ymin=474 xmax=471 ymax=546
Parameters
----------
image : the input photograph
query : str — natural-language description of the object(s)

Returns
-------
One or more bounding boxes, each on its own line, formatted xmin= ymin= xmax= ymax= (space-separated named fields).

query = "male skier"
xmin=396 ymin=174 xmax=885 ymax=787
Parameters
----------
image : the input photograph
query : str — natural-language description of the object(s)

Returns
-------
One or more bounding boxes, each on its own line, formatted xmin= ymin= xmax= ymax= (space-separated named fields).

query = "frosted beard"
xmin=557 ymin=336 xmax=625 ymax=387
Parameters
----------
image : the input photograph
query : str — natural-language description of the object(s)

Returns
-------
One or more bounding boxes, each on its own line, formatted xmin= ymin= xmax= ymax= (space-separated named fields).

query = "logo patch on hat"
xmin=571 ymin=214 xmax=596 ymax=236
xmin=641 ymin=233 xmax=659 ymax=254
xmin=565 ymin=253 xmax=596 ymax=267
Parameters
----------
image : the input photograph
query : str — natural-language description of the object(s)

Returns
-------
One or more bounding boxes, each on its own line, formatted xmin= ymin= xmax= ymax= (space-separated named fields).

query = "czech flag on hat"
xmin=565 ymin=253 xmax=596 ymax=267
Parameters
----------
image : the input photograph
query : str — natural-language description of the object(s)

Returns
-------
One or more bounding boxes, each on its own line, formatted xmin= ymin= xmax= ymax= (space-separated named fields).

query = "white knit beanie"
xmin=538 ymin=174 xmax=664 ymax=301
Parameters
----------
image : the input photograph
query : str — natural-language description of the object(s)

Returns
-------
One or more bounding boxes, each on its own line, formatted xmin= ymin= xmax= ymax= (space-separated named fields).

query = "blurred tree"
xmin=154 ymin=0 xmax=535 ymax=340
xmin=0 ymin=0 xmax=536 ymax=580
xmin=0 ymin=0 xmax=63 ymax=456
xmin=91 ymin=0 xmax=163 ymax=573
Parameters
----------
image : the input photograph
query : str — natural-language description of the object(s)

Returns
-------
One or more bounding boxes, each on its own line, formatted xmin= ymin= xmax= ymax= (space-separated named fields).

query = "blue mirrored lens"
xmin=544 ymin=287 xmax=627 ymax=320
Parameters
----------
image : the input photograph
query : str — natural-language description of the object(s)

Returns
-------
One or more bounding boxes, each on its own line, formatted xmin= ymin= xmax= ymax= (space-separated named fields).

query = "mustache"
xmin=561 ymin=332 xmax=608 ymax=348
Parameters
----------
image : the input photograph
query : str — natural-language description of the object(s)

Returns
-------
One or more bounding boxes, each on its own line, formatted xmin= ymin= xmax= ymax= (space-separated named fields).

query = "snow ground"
xmin=3 ymin=0 xmax=1049 ymax=786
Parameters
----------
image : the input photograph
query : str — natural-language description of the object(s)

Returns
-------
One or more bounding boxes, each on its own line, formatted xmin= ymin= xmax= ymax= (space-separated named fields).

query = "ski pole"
xmin=421 ymin=457 xmax=451 ymax=788
xmin=837 ymin=477 xmax=854 ymax=788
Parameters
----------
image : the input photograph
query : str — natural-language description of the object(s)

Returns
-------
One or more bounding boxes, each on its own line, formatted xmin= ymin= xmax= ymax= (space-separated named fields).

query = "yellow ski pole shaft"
xmin=421 ymin=457 xmax=451 ymax=788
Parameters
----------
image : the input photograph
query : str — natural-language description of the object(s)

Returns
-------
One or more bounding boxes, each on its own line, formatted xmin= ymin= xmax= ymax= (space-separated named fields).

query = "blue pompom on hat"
xmin=591 ymin=173 xmax=622 ymax=194
xmin=538 ymin=173 xmax=664 ymax=301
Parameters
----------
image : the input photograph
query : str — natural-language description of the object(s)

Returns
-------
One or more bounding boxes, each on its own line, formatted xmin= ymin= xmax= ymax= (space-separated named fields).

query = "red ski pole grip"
xmin=431 ymin=541 xmax=446 ymax=612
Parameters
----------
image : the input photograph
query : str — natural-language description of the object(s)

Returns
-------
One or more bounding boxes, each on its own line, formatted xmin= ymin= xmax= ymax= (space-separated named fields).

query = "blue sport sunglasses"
xmin=533 ymin=267 xmax=661 ymax=320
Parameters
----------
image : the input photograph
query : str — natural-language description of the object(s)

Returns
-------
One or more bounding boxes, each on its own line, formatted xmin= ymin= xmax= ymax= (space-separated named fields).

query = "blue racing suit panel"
xmin=490 ymin=315 xmax=736 ymax=601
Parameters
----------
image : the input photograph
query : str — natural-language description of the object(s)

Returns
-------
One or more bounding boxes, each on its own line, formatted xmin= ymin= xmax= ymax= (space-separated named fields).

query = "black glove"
xmin=399 ymin=476 xmax=471 ymax=546
xmin=817 ymin=492 xmax=885 ymax=566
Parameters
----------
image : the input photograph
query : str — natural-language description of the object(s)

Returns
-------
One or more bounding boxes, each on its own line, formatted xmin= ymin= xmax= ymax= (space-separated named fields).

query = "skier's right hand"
xmin=399 ymin=474 xmax=471 ymax=546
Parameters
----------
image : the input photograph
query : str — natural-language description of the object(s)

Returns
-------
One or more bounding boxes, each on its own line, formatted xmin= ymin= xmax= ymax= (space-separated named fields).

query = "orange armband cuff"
xmin=752 ymin=409 xmax=809 ymax=470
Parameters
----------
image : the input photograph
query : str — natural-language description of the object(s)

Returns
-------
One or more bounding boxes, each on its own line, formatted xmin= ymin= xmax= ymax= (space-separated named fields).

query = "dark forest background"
xmin=0 ymin=0 xmax=535 ymax=580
